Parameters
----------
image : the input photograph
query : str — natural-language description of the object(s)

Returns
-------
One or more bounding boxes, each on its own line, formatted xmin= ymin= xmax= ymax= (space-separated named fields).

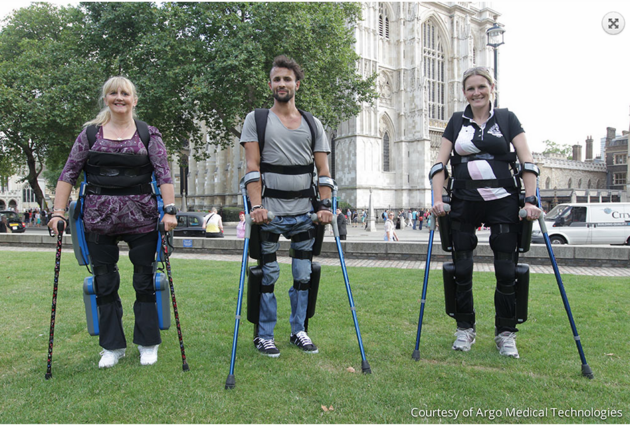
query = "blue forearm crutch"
xmin=330 ymin=185 xmax=371 ymax=374
xmin=225 ymin=179 xmax=255 ymax=389
xmin=533 ymin=187 xmax=593 ymax=379
xmin=412 ymin=190 xmax=450 ymax=361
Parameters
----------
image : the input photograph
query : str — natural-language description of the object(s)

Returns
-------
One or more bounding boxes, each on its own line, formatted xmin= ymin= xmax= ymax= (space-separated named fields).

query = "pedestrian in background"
xmin=336 ymin=208 xmax=347 ymax=240
xmin=236 ymin=211 xmax=246 ymax=239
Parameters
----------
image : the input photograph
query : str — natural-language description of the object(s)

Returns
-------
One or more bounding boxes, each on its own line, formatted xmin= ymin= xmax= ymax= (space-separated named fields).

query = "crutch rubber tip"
xmin=182 ymin=363 xmax=190 ymax=372
xmin=44 ymin=373 xmax=52 ymax=380
xmin=361 ymin=360 xmax=372 ymax=374
xmin=411 ymin=350 xmax=420 ymax=362
xmin=225 ymin=374 xmax=236 ymax=389
xmin=581 ymin=364 xmax=594 ymax=379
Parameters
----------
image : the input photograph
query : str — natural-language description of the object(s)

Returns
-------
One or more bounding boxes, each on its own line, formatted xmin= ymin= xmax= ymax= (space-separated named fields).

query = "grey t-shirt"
xmin=240 ymin=110 xmax=330 ymax=216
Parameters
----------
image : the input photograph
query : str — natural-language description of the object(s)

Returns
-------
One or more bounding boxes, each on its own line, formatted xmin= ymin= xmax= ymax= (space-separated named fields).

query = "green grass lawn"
xmin=0 ymin=251 xmax=627 ymax=423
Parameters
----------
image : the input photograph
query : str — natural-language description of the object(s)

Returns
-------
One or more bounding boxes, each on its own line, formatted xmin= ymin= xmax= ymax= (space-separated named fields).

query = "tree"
xmin=80 ymin=2 xmax=377 ymax=154
xmin=164 ymin=2 xmax=377 ymax=150
xmin=0 ymin=1 xmax=377 ymax=205
xmin=0 ymin=4 xmax=102 ymax=208
xmin=542 ymin=140 xmax=572 ymax=159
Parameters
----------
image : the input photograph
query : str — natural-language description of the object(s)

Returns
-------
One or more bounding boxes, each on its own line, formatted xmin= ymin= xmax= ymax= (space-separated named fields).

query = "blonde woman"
xmin=48 ymin=76 xmax=177 ymax=369
xmin=431 ymin=67 xmax=541 ymax=358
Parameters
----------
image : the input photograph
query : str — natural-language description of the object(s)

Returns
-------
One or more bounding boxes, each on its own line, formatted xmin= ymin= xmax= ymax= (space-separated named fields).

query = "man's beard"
xmin=273 ymin=90 xmax=294 ymax=103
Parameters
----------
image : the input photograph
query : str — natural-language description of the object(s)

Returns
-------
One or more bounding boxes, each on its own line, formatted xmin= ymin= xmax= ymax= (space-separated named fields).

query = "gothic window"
xmin=578 ymin=178 xmax=582 ymax=189
xmin=587 ymin=179 xmax=592 ymax=189
xmin=422 ymin=20 xmax=445 ymax=121
xmin=567 ymin=178 xmax=572 ymax=189
xmin=383 ymin=132 xmax=390 ymax=172
xmin=379 ymin=4 xmax=390 ymax=39
xmin=545 ymin=177 xmax=551 ymax=189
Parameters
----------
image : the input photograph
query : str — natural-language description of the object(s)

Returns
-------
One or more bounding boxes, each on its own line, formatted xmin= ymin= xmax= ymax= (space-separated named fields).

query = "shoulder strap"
xmin=86 ymin=125 xmax=99 ymax=149
xmin=451 ymin=112 xmax=464 ymax=145
xmin=448 ymin=111 xmax=465 ymax=163
xmin=494 ymin=108 xmax=512 ymax=148
xmin=298 ymin=109 xmax=317 ymax=152
xmin=134 ymin=119 xmax=150 ymax=150
xmin=254 ymin=108 xmax=270 ymax=157
xmin=254 ymin=108 xmax=318 ymax=156
xmin=85 ymin=120 xmax=150 ymax=150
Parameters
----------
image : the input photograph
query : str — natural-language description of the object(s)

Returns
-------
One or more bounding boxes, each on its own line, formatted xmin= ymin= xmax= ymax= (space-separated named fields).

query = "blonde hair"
xmin=84 ymin=76 xmax=138 ymax=127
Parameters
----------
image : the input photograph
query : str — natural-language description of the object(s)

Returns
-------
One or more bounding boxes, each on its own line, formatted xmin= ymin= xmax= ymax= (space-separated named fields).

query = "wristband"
xmin=251 ymin=205 xmax=263 ymax=211
xmin=524 ymin=195 xmax=538 ymax=205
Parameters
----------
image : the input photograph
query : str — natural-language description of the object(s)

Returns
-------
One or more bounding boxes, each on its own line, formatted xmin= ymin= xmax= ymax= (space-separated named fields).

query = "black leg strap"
xmin=260 ymin=284 xmax=275 ymax=293
xmin=87 ymin=233 xmax=118 ymax=244
xmin=455 ymin=280 xmax=473 ymax=292
xmin=93 ymin=264 xmax=118 ymax=276
xmin=291 ymin=228 xmax=316 ymax=243
xmin=293 ymin=280 xmax=311 ymax=291
xmin=289 ymin=249 xmax=313 ymax=260
xmin=451 ymin=221 xmax=477 ymax=233
xmin=260 ymin=231 xmax=280 ymax=243
xmin=454 ymin=312 xmax=476 ymax=323
xmin=496 ymin=316 xmax=518 ymax=328
xmin=490 ymin=223 xmax=520 ymax=234
xmin=261 ymin=253 xmax=277 ymax=264
xmin=495 ymin=251 xmax=516 ymax=262
xmin=453 ymin=250 xmax=473 ymax=261
xmin=96 ymin=293 xmax=118 ymax=306
xmin=496 ymin=282 xmax=516 ymax=295
xmin=134 ymin=265 xmax=155 ymax=274
xmin=136 ymin=293 xmax=155 ymax=303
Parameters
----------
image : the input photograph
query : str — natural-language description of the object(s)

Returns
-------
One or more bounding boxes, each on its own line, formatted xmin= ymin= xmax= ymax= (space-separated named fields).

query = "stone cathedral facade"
xmin=172 ymin=2 xmax=504 ymax=211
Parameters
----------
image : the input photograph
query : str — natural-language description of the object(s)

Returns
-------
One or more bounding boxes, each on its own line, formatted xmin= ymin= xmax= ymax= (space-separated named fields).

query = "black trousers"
xmin=449 ymin=194 xmax=520 ymax=333
xmin=87 ymin=231 xmax=161 ymax=350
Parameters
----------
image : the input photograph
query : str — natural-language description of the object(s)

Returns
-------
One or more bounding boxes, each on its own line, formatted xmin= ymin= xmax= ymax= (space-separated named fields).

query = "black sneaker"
xmin=290 ymin=331 xmax=319 ymax=353
xmin=254 ymin=337 xmax=280 ymax=358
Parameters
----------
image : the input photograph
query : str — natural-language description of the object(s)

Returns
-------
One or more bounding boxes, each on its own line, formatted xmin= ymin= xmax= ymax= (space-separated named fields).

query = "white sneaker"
xmin=138 ymin=345 xmax=159 ymax=365
xmin=495 ymin=331 xmax=520 ymax=358
xmin=99 ymin=348 xmax=126 ymax=368
xmin=452 ymin=328 xmax=476 ymax=352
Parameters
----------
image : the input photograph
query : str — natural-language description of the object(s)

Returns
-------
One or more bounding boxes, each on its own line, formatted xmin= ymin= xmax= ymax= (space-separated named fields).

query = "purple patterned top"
xmin=59 ymin=125 xmax=173 ymax=235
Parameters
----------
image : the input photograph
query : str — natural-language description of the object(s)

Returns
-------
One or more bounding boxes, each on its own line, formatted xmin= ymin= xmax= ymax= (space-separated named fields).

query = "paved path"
xmin=167 ymin=251 xmax=630 ymax=277
xmin=7 ymin=223 xmax=630 ymax=277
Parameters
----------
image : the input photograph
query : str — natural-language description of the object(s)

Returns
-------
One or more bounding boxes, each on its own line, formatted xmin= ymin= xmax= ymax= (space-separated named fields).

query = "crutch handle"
xmin=443 ymin=204 xmax=451 ymax=213
xmin=519 ymin=209 xmax=547 ymax=227
xmin=246 ymin=211 xmax=275 ymax=226
xmin=158 ymin=222 xmax=166 ymax=234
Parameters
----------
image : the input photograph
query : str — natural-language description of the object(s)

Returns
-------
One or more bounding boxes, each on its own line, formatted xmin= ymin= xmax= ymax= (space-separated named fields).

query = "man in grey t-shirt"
xmin=240 ymin=55 xmax=333 ymax=358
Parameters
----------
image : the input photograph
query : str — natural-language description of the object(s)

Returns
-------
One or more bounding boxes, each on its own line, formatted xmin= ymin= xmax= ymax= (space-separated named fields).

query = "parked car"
xmin=0 ymin=210 xmax=26 ymax=233
xmin=173 ymin=212 xmax=207 ymax=237
xmin=531 ymin=202 xmax=630 ymax=245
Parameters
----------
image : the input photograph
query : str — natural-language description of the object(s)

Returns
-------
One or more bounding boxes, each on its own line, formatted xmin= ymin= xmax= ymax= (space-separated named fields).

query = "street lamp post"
xmin=179 ymin=143 xmax=190 ymax=212
xmin=486 ymin=22 xmax=505 ymax=107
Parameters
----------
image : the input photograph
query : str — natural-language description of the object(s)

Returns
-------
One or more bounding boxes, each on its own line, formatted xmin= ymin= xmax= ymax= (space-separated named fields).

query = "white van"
xmin=531 ymin=203 xmax=630 ymax=245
